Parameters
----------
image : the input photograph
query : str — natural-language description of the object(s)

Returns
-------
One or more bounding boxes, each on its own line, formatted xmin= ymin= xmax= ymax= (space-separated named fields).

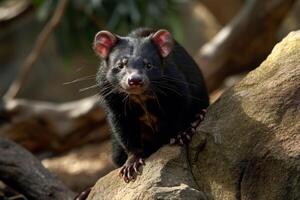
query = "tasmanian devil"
xmin=94 ymin=28 xmax=209 ymax=183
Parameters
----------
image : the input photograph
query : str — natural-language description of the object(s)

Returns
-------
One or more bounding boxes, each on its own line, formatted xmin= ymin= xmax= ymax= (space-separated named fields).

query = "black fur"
xmin=96 ymin=28 xmax=209 ymax=167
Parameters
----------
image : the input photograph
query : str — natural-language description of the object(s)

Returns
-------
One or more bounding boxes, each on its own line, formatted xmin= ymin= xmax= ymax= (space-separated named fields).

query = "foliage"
xmin=31 ymin=0 xmax=185 ymax=62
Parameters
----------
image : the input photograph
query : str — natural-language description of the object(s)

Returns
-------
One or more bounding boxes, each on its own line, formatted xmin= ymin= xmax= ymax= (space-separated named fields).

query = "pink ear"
xmin=151 ymin=29 xmax=174 ymax=57
xmin=94 ymin=31 xmax=117 ymax=59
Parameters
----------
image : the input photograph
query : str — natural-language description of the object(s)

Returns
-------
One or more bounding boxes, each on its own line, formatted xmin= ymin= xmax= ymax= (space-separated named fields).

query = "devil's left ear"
xmin=93 ymin=31 xmax=117 ymax=59
xmin=151 ymin=29 xmax=174 ymax=58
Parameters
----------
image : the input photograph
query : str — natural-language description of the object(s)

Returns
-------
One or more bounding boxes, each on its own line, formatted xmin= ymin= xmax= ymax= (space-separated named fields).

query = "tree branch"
xmin=197 ymin=0 xmax=296 ymax=92
xmin=0 ymin=96 xmax=109 ymax=153
xmin=4 ymin=0 xmax=69 ymax=100
xmin=0 ymin=0 xmax=32 ymax=26
xmin=0 ymin=138 xmax=75 ymax=200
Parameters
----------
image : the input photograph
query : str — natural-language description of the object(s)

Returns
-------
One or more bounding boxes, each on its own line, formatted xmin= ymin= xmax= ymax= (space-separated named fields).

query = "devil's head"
xmin=94 ymin=29 xmax=174 ymax=95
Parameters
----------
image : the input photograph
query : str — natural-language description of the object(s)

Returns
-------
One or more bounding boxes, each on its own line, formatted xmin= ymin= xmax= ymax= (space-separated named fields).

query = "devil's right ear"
xmin=93 ymin=31 xmax=117 ymax=59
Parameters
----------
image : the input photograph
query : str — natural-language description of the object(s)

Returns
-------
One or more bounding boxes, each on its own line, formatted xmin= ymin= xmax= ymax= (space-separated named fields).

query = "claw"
xmin=186 ymin=134 xmax=191 ymax=140
xmin=179 ymin=138 xmax=184 ymax=145
xmin=191 ymin=121 xmax=198 ymax=127
xmin=170 ymin=138 xmax=176 ymax=144
xmin=119 ymin=167 xmax=125 ymax=177
xmin=119 ymin=156 xmax=145 ymax=183
xmin=133 ymin=162 xmax=138 ymax=173
xmin=124 ymin=177 xmax=129 ymax=183
xmin=127 ymin=168 xmax=133 ymax=180
xmin=139 ymin=158 xmax=145 ymax=165
xmin=199 ymin=114 xmax=204 ymax=120
xmin=122 ymin=168 xmax=127 ymax=178
xmin=134 ymin=166 xmax=141 ymax=175
xmin=171 ymin=109 xmax=208 ymax=146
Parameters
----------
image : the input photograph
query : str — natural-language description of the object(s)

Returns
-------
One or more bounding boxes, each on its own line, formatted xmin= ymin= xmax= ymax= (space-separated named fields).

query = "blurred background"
xmin=0 ymin=0 xmax=300 ymax=197
xmin=1 ymin=0 xmax=300 ymax=101
xmin=0 ymin=0 xmax=213 ymax=101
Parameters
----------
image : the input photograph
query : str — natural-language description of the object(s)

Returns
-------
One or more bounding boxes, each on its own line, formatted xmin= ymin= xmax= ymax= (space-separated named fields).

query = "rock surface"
xmin=190 ymin=30 xmax=300 ymax=199
xmin=87 ymin=31 xmax=300 ymax=200
xmin=87 ymin=146 xmax=209 ymax=200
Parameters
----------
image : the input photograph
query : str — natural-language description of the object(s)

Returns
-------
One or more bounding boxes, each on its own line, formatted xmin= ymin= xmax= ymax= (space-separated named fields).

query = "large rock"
xmin=87 ymin=146 xmax=209 ymax=200
xmin=190 ymin=31 xmax=300 ymax=199
xmin=87 ymin=31 xmax=300 ymax=200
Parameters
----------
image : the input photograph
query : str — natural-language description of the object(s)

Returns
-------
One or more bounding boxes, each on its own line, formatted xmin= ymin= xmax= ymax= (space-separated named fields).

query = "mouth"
xmin=123 ymin=86 xmax=146 ymax=95
xmin=119 ymin=78 xmax=149 ymax=95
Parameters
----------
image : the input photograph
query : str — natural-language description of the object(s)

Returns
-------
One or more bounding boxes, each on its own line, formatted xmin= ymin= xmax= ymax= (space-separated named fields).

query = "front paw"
xmin=119 ymin=155 xmax=145 ymax=183
xmin=170 ymin=130 xmax=193 ymax=145
xmin=170 ymin=109 xmax=207 ymax=145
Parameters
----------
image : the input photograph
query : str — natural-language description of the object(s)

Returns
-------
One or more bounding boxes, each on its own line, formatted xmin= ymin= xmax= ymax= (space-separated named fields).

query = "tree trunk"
xmin=0 ymin=138 xmax=75 ymax=200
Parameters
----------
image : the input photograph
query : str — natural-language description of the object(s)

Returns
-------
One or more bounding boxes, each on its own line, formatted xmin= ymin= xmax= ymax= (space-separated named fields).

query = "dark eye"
xmin=145 ymin=63 xmax=152 ymax=70
xmin=116 ymin=62 xmax=124 ymax=69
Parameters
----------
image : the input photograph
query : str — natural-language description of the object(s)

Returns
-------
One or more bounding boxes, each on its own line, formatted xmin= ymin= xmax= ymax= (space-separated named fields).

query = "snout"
xmin=128 ymin=75 xmax=144 ymax=87
xmin=120 ymin=72 xmax=148 ymax=95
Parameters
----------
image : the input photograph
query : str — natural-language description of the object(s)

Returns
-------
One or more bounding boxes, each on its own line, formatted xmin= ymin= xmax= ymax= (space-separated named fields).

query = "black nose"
xmin=128 ymin=76 xmax=144 ymax=86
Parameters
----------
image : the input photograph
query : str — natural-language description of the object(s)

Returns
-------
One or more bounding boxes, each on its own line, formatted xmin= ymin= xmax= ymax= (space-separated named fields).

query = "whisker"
xmin=122 ymin=94 xmax=128 ymax=103
xmin=99 ymin=84 xmax=114 ymax=93
xmin=164 ymin=84 xmax=204 ymax=102
xmin=63 ymin=75 xmax=96 ymax=85
xmin=97 ymin=85 xmax=114 ymax=102
xmin=152 ymin=81 xmax=205 ymax=103
xmin=89 ymin=93 xmax=101 ymax=100
xmin=79 ymin=84 xmax=98 ymax=93
xmin=128 ymin=96 xmax=133 ymax=110
xmin=100 ymin=88 xmax=114 ymax=98
xmin=188 ymin=94 xmax=205 ymax=102
xmin=151 ymin=89 xmax=164 ymax=114
xmin=150 ymin=83 xmax=167 ymax=96
xmin=156 ymin=84 xmax=183 ymax=97
xmin=122 ymin=94 xmax=129 ymax=116
xmin=161 ymin=76 xmax=198 ymax=87
xmin=75 ymin=66 xmax=85 ymax=72
xmin=100 ymin=86 xmax=112 ymax=94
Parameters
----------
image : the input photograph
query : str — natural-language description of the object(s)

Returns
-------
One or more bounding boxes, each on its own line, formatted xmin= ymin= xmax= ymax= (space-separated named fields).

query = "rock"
xmin=87 ymin=31 xmax=300 ymax=200
xmin=87 ymin=146 xmax=209 ymax=200
xmin=190 ymin=30 xmax=300 ymax=199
